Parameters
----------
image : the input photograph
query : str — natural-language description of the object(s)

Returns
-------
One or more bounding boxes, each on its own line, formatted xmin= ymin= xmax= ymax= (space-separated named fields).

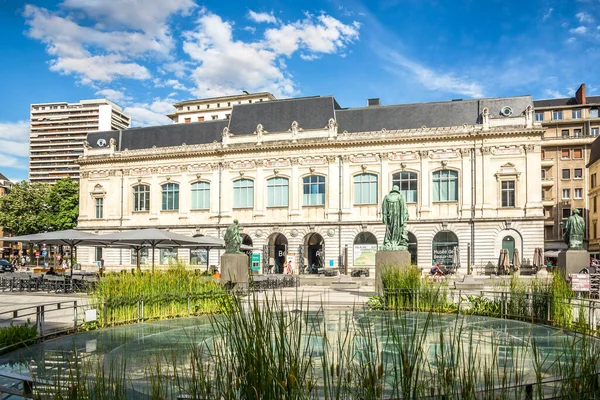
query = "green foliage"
xmin=0 ymin=178 xmax=78 ymax=236
xmin=366 ymin=295 xmax=384 ymax=310
xmin=0 ymin=320 xmax=37 ymax=351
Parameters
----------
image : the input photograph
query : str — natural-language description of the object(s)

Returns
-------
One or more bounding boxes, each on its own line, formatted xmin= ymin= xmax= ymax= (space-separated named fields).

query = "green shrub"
xmin=0 ymin=320 xmax=37 ymax=351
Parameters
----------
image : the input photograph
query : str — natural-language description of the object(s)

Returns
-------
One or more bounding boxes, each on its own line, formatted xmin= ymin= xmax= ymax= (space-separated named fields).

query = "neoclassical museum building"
xmin=77 ymin=94 xmax=545 ymax=273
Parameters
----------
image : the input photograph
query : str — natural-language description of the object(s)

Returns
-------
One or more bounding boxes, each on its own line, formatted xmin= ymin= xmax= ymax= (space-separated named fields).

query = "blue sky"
xmin=1 ymin=0 xmax=600 ymax=181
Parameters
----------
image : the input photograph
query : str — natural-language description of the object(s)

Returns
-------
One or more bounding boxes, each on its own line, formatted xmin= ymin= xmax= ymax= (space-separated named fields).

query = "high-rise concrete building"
xmin=167 ymin=92 xmax=275 ymax=123
xmin=534 ymin=84 xmax=600 ymax=255
xmin=29 ymin=99 xmax=130 ymax=184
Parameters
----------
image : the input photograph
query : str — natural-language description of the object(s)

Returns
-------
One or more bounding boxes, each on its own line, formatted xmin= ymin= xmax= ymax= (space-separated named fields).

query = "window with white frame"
xmin=591 ymin=109 xmax=599 ymax=118
xmin=95 ymin=198 xmax=103 ymax=219
xmin=133 ymin=184 xmax=150 ymax=212
xmin=574 ymin=188 xmax=583 ymax=199
xmin=392 ymin=171 xmax=418 ymax=203
xmin=160 ymin=248 xmax=177 ymax=265
xmin=131 ymin=248 xmax=149 ymax=265
xmin=574 ymin=129 xmax=582 ymax=137
xmin=572 ymin=109 xmax=582 ymax=119
xmin=535 ymin=112 xmax=544 ymax=121
xmin=191 ymin=181 xmax=210 ymax=210
xmin=161 ymin=183 xmax=179 ymax=211
xmin=353 ymin=173 xmax=378 ymax=205
xmin=303 ymin=175 xmax=325 ymax=205
xmin=553 ymin=111 xmax=563 ymax=120
xmin=432 ymin=170 xmax=458 ymax=202
xmin=267 ymin=177 xmax=289 ymax=207
xmin=233 ymin=179 xmax=254 ymax=208
xmin=501 ymin=181 xmax=515 ymax=207
xmin=562 ymin=169 xmax=571 ymax=180
xmin=562 ymin=188 xmax=570 ymax=199
xmin=574 ymin=168 xmax=583 ymax=179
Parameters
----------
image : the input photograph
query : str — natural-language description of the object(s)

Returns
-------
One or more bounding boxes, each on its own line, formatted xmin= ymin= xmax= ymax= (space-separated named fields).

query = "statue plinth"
xmin=558 ymin=249 xmax=589 ymax=277
xmin=375 ymin=250 xmax=411 ymax=295
xmin=221 ymin=253 xmax=249 ymax=286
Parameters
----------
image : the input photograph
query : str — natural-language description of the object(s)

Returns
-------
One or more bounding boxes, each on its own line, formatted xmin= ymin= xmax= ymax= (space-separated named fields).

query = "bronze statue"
xmin=382 ymin=185 xmax=409 ymax=250
xmin=563 ymin=209 xmax=585 ymax=250
xmin=224 ymin=219 xmax=242 ymax=254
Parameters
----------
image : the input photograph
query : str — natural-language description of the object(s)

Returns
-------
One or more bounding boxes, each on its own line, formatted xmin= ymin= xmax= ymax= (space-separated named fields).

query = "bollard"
xmin=36 ymin=305 xmax=45 ymax=338
xmin=73 ymin=301 xmax=78 ymax=332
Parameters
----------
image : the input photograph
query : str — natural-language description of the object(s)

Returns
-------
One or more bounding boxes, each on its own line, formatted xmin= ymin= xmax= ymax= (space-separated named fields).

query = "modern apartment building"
xmin=167 ymin=92 xmax=276 ymax=123
xmin=29 ymin=99 xmax=130 ymax=184
xmin=534 ymin=84 xmax=600 ymax=254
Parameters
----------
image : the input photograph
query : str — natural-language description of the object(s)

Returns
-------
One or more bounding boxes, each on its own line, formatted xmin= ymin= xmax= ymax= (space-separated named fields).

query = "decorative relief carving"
xmin=266 ymin=159 xmax=290 ymax=168
xmin=290 ymin=158 xmax=300 ymax=166
xmin=389 ymin=152 xmax=418 ymax=161
xmin=150 ymin=167 xmax=159 ymax=174
xmin=378 ymin=152 xmax=390 ymax=161
xmin=524 ymin=144 xmax=536 ymax=153
xmin=341 ymin=155 xmax=351 ymax=162
xmin=109 ymin=137 xmax=117 ymax=151
xmin=129 ymin=167 xmax=152 ymax=176
xmin=459 ymin=148 xmax=471 ymax=157
xmin=159 ymin=165 xmax=179 ymax=174
xmin=188 ymin=164 xmax=212 ymax=172
xmin=255 ymin=159 xmax=265 ymax=167
xmin=222 ymin=127 xmax=232 ymax=147
xmin=429 ymin=150 xmax=458 ymax=159
xmin=108 ymin=170 xmax=116 ymax=176
xmin=254 ymin=124 xmax=266 ymax=145
xmin=351 ymin=155 xmax=378 ymax=163
xmin=491 ymin=146 xmax=522 ymax=156
xmin=290 ymin=229 xmax=299 ymax=238
xmin=480 ymin=147 xmax=492 ymax=155
xmin=326 ymin=118 xmax=338 ymax=140
xmin=80 ymin=171 xmax=90 ymax=179
xmin=326 ymin=155 xmax=337 ymax=163
xmin=90 ymin=170 xmax=109 ymax=178
xmin=300 ymin=157 xmax=326 ymax=166
xmin=231 ymin=161 xmax=256 ymax=169
xmin=290 ymin=121 xmax=302 ymax=143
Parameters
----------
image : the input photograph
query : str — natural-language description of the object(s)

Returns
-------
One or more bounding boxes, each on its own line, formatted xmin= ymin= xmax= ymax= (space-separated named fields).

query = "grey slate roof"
xmin=534 ymin=96 xmax=600 ymax=108
xmin=228 ymin=96 xmax=340 ymax=135
xmin=0 ymin=172 xmax=9 ymax=181
xmin=336 ymin=96 xmax=532 ymax=133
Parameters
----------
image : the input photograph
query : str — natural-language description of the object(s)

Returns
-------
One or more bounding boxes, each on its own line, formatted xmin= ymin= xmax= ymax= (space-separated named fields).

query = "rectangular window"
xmin=561 ymin=129 xmax=570 ymax=138
xmin=562 ymin=169 xmax=571 ymax=180
xmin=267 ymin=177 xmax=289 ymax=207
xmin=161 ymin=183 xmax=179 ymax=211
xmin=574 ymin=168 xmax=583 ymax=179
xmin=574 ymin=129 xmax=582 ymax=137
xmin=190 ymin=249 xmax=207 ymax=266
xmin=574 ymin=188 xmax=583 ymax=199
xmin=225 ymin=114 xmax=231 ymax=119
xmin=227 ymin=102 xmax=231 ymax=107
xmin=95 ymin=247 xmax=102 ymax=262
xmin=303 ymin=175 xmax=326 ymax=205
xmin=211 ymin=115 xmax=218 ymax=120
xmin=233 ymin=179 xmax=254 ymax=208
xmin=591 ymin=109 xmax=599 ymax=118
xmin=160 ymin=248 xmax=177 ymax=265
xmin=553 ymin=111 xmax=563 ymax=120
xmin=353 ymin=174 xmax=378 ymax=205
xmin=593 ymin=173 xmax=597 ymax=188
xmin=541 ymin=189 xmax=545 ymax=200
xmin=592 ymin=127 xmax=599 ymax=137
xmin=197 ymin=116 xmax=204 ymax=122
xmin=501 ymin=180 xmax=515 ymax=207
xmin=131 ymin=248 xmax=149 ymax=265
xmin=217 ymin=103 xmax=220 ymax=108
xmin=392 ymin=172 xmax=418 ymax=203
xmin=133 ymin=185 xmax=150 ymax=212
xmin=573 ymin=149 xmax=583 ymax=159
xmin=432 ymin=170 xmax=458 ymax=202
xmin=562 ymin=188 xmax=570 ymax=199
xmin=206 ymin=104 xmax=210 ymax=109
xmin=184 ymin=118 xmax=191 ymax=123
xmin=595 ymin=197 xmax=598 ymax=213
xmin=572 ymin=109 xmax=582 ymax=119
xmin=95 ymin=198 xmax=103 ymax=219
xmin=562 ymin=207 xmax=571 ymax=219
xmin=561 ymin=149 xmax=570 ymax=159
xmin=191 ymin=182 xmax=210 ymax=210
xmin=535 ymin=112 xmax=544 ymax=122
xmin=594 ymin=222 xmax=597 ymax=240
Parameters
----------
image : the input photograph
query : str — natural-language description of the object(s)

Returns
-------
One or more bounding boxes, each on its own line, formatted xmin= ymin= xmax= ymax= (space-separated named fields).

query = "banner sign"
xmin=353 ymin=244 xmax=377 ymax=266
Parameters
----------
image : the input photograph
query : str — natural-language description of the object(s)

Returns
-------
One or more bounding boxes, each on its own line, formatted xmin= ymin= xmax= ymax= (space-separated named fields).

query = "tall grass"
xmin=91 ymin=265 xmax=231 ymax=326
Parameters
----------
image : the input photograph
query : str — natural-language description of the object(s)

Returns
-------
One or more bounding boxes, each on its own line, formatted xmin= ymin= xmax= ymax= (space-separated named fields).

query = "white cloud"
xmin=154 ymin=79 xmax=189 ymax=91
xmin=545 ymin=89 xmax=567 ymax=98
xmin=542 ymin=8 xmax=553 ymax=21
xmin=243 ymin=26 xmax=257 ymax=34
xmin=95 ymin=89 xmax=131 ymax=103
xmin=124 ymin=98 xmax=177 ymax=127
xmin=160 ymin=61 xmax=190 ymax=79
xmin=576 ymin=11 xmax=594 ymax=24
xmin=566 ymin=37 xmax=577 ymax=43
xmin=0 ymin=121 xmax=30 ymax=168
xmin=247 ymin=10 xmax=278 ymax=24
xmin=570 ymin=26 xmax=588 ymax=34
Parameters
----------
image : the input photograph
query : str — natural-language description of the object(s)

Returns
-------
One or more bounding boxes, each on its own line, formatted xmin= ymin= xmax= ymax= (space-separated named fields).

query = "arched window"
xmin=133 ymin=184 xmax=150 ymax=212
xmin=191 ymin=182 xmax=210 ymax=210
xmin=354 ymin=173 xmax=378 ymax=205
xmin=267 ymin=177 xmax=289 ymax=207
xmin=392 ymin=171 xmax=418 ymax=203
xmin=303 ymin=176 xmax=325 ymax=206
xmin=161 ymin=183 xmax=179 ymax=211
xmin=233 ymin=179 xmax=254 ymax=208
xmin=432 ymin=230 xmax=458 ymax=266
xmin=432 ymin=170 xmax=458 ymax=202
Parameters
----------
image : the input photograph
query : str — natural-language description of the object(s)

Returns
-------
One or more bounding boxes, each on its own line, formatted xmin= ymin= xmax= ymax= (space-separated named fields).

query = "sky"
xmin=1 ymin=0 xmax=600 ymax=181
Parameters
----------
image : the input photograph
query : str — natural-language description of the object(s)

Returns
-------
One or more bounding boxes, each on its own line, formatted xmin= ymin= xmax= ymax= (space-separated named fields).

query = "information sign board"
xmin=569 ymin=274 xmax=590 ymax=292
xmin=250 ymin=253 xmax=261 ymax=271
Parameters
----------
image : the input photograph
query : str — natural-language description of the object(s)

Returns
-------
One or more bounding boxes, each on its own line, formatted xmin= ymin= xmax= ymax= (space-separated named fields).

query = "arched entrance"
xmin=432 ymin=231 xmax=458 ymax=267
xmin=408 ymin=232 xmax=417 ymax=265
xmin=502 ymin=236 xmax=515 ymax=262
xmin=304 ymin=233 xmax=325 ymax=273
xmin=353 ymin=232 xmax=377 ymax=267
xmin=267 ymin=233 xmax=288 ymax=273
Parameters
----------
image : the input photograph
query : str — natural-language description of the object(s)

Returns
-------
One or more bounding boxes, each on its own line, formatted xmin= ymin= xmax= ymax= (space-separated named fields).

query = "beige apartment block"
xmin=534 ymin=84 xmax=600 ymax=255
xmin=587 ymin=138 xmax=600 ymax=257
xmin=29 ymin=99 xmax=130 ymax=184
xmin=76 ymin=95 xmax=544 ymax=273
xmin=167 ymin=92 xmax=276 ymax=123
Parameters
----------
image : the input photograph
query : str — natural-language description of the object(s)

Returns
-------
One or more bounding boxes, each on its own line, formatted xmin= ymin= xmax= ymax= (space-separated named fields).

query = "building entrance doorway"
xmin=304 ymin=233 xmax=325 ymax=273
xmin=267 ymin=233 xmax=288 ymax=273
xmin=502 ymin=236 xmax=515 ymax=262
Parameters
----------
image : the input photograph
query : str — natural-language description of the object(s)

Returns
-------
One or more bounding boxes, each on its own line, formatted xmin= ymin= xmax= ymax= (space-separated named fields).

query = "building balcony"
xmin=542 ymin=199 xmax=555 ymax=207
xmin=541 ymin=178 xmax=554 ymax=187
xmin=541 ymin=158 xmax=554 ymax=167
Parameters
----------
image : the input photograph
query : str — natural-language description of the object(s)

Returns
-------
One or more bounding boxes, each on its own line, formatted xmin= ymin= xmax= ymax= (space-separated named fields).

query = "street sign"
xmin=35 ymin=251 xmax=40 ymax=258
xmin=41 ymin=250 xmax=47 ymax=257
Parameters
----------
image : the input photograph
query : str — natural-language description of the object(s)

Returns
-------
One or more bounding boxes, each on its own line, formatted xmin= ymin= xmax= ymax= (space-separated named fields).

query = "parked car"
xmin=0 ymin=259 xmax=15 ymax=272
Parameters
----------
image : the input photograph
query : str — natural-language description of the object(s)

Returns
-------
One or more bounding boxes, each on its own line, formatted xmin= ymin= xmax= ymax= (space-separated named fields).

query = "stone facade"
xmin=77 ymin=96 xmax=545 ymax=274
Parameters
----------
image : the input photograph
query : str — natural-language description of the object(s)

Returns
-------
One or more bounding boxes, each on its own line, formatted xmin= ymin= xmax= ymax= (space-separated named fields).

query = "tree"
xmin=41 ymin=178 xmax=80 ymax=232
xmin=0 ymin=181 xmax=50 ymax=236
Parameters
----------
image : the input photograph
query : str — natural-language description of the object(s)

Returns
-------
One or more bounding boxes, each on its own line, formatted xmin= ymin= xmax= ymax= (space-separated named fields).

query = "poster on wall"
xmin=353 ymin=244 xmax=377 ymax=266
xmin=286 ymin=254 xmax=296 ymax=274
xmin=433 ymin=247 xmax=453 ymax=266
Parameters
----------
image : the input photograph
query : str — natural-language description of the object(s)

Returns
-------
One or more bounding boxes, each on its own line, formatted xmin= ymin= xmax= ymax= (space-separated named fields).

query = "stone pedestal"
xmin=221 ymin=253 xmax=249 ymax=285
xmin=375 ymin=250 xmax=411 ymax=295
xmin=558 ymin=249 xmax=589 ymax=277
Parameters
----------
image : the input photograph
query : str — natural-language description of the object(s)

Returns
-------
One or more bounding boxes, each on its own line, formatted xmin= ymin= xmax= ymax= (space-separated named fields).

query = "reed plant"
xmin=381 ymin=266 xmax=453 ymax=312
